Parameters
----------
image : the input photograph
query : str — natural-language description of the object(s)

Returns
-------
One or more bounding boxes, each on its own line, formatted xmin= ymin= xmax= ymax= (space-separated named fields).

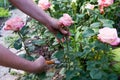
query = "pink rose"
xmin=97 ymin=27 xmax=120 ymax=46
xmin=85 ymin=3 xmax=95 ymax=10
xmin=98 ymin=0 xmax=113 ymax=7
xmin=98 ymin=0 xmax=114 ymax=14
xmin=38 ymin=0 xmax=51 ymax=10
xmin=59 ymin=14 xmax=74 ymax=27
xmin=4 ymin=17 xmax=24 ymax=31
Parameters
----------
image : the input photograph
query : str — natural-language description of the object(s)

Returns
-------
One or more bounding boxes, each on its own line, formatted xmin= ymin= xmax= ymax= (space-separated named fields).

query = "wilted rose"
xmin=97 ymin=27 xmax=120 ymax=46
xmin=38 ymin=0 xmax=51 ymax=10
xmin=85 ymin=3 xmax=95 ymax=10
xmin=4 ymin=17 xmax=24 ymax=31
xmin=59 ymin=14 xmax=74 ymax=27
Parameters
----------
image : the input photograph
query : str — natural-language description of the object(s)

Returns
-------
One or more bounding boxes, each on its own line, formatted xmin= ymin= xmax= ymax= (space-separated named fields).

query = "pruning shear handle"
xmin=46 ymin=59 xmax=60 ymax=65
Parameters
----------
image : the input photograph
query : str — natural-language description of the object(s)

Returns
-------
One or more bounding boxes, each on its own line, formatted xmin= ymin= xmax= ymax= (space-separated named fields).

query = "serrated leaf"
xmin=56 ymin=32 xmax=64 ymax=39
xmin=65 ymin=70 xmax=78 ymax=80
xmin=90 ymin=22 xmax=101 ymax=28
xmin=32 ymin=40 xmax=45 ymax=46
xmin=82 ymin=28 xmax=95 ymax=38
xmin=75 ymin=31 xmax=80 ymax=41
xmin=20 ymin=26 xmax=29 ymax=36
xmin=103 ymin=24 xmax=113 ymax=28
xmin=76 ymin=14 xmax=85 ymax=18
xmin=14 ymin=39 xmax=22 ymax=50
xmin=25 ymin=55 xmax=34 ymax=61
xmin=59 ymin=68 xmax=66 ymax=76
xmin=99 ymin=19 xmax=114 ymax=24
xmin=99 ymin=19 xmax=114 ymax=28
xmin=90 ymin=69 xmax=102 ymax=79
xmin=52 ymin=50 xmax=64 ymax=59
xmin=27 ymin=44 xmax=35 ymax=52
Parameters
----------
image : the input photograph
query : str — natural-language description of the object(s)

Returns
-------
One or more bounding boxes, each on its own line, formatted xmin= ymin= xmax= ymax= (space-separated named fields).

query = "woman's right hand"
xmin=31 ymin=56 xmax=48 ymax=73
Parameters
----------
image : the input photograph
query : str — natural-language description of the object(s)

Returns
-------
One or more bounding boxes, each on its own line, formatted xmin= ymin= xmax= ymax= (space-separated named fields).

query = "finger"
xmin=59 ymin=27 xmax=68 ymax=35
xmin=56 ymin=38 xmax=61 ymax=43
xmin=61 ymin=38 xmax=65 ymax=43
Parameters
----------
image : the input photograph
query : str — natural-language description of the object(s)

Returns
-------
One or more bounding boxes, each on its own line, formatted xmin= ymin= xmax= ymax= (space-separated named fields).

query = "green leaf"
xmin=103 ymin=24 xmax=113 ymax=28
xmin=37 ymin=72 xmax=47 ymax=79
xmin=75 ymin=31 xmax=80 ymax=41
xmin=90 ymin=69 xmax=102 ymax=79
xmin=76 ymin=14 xmax=85 ymax=18
xmin=90 ymin=22 xmax=101 ymax=28
xmin=27 ymin=44 xmax=35 ymax=52
xmin=99 ymin=19 xmax=114 ymax=28
xmin=99 ymin=19 xmax=114 ymax=24
xmin=20 ymin=26 xmax=29 ymax=36
xmin=108 ymin=73 xmax=118 ymax=80
xmin=59 ymin=68 xmax=65 ymax=76
xmin=87 ymin=61 xmax=96 ymax=70
xmin=82 ymin=28 xmax=95 ymax=38
xmin=112 ymin=48 xmax=120 ymax=61
xmin=32 ymin=40 xmax=45 ymax=46
xmin=25 ymin=55 xmax=34 ymax=61
xmin=65 ymin=70 xmax=78 ymax=80
xmin=56 ymin=32 xmax=64 ymax=39
xmin=14 ymin=39 xmax=22 ymax=50
xmin=52 ymin=50 xmax=64 ymax=59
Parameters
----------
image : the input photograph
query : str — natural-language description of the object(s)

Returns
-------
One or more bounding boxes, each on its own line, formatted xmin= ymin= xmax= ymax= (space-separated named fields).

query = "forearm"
xmin=0 ymin=44 xmax=33 ymax=72
xmin=9 ymin=0 xmax=52 ymax=26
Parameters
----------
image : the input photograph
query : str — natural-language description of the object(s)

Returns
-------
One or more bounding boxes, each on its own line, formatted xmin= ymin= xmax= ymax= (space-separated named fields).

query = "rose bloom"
xmin=4 ymin=17 xmax=24 ymax=31
xmin=97 ymin=27 xmax=120 ymax=46
xmin=59 ymin=14 xmax=74 ymax=27
xmin=98 ymin=0 xmax=114 ymax=14
xmin=38 ymin=0 xmax=51 ymax=10
xmin=85 ymin=3 xmax=95 ymax=10
xmin=98 ymin=0 xmax=113 ymax=7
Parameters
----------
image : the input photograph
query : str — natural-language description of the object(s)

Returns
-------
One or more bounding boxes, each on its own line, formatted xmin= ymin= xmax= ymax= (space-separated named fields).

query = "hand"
xmin=31 ymin=56 xmax=48 ymax=73
xmin=45 ymin=18 xmax=70 ymax=42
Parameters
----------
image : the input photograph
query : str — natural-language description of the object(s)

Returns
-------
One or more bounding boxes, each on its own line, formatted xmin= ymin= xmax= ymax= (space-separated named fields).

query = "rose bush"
xmin=4 ymin=0 xmax=120 ymax=80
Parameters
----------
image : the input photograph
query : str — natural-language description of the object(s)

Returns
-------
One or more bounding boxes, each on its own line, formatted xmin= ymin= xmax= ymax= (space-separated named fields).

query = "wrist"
xmin=23 ymin=61 xmax=35 ymax=73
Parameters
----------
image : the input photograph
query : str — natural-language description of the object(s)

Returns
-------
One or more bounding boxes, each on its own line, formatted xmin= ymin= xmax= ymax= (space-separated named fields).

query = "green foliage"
xmin=0 ymin=0 xmax=9 ymax=7
xmin=0 ymin=7 xmax=10 ymax=17
xmin=13 ymin=39 xmax=22 ymax=50
xmin=112 ymin=48 xmax=120 ymax=74
xmin=4 ymin=35 xmax=19 ymax=47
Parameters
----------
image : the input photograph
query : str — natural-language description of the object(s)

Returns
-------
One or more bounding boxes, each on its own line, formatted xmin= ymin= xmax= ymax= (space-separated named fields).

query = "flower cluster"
xmin=4 ymin=17 xmax=24 ymax=31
